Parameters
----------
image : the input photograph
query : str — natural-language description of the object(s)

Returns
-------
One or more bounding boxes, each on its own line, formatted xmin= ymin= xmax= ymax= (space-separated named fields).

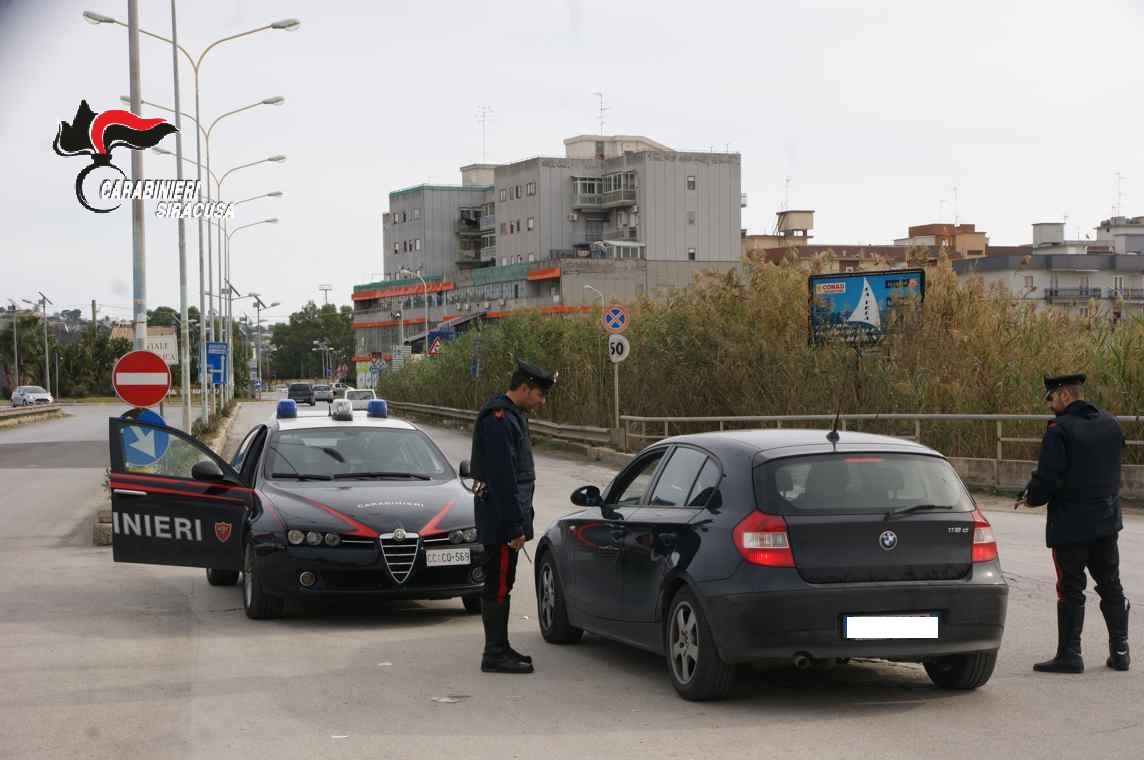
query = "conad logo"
xmin=816 ymin=282 xmax=847 ymax=294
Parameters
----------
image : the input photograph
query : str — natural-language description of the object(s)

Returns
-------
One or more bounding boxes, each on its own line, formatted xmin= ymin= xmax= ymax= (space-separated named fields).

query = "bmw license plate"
xmin=425 ymin=548 xmax=471 ymax=567
xmin=843 ymin=614 xmax=939 ymax=639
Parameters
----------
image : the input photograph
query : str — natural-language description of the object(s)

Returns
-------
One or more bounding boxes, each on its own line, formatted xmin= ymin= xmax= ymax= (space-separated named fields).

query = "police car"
xmin=107 ymin=398 xmax=484 ymax=619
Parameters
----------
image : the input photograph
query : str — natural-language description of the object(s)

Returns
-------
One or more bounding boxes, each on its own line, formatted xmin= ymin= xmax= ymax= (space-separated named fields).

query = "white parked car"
xmin=11 ymin=385 xmax=54 ymax=406
xmin=345 ymin=388 xmax=376 ymax=410
xmin=314 ymin=384 xmax=334 ymax=402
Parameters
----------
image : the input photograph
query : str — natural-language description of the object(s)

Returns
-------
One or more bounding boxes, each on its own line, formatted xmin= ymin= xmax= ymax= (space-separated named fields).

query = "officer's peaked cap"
xmin=516 ymin=359 xmax=558 ymax=391
xmin=1043 ymin=373 xmax=1086 ymax=398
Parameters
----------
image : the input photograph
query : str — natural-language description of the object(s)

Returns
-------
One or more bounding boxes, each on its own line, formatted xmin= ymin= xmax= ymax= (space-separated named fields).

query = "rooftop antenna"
xmin=1114 ymin=171 xmax=1126 ymax=217
xmin=953 ymin=185 xmax=960 ymax=226
xmin=592 ymin=91 xmax=608 ymax=135
xmin=827 ymin=408 xmax=841 ymax=445
xmin=476 ymin=105 xmax=494 ymax=162
xmin=783 ymin=176 xmax=792 ymax=211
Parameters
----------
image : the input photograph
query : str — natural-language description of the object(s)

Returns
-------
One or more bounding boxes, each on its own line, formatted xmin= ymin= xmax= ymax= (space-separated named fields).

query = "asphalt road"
xmin=1 ymin=400 xmax=1141 ymax=759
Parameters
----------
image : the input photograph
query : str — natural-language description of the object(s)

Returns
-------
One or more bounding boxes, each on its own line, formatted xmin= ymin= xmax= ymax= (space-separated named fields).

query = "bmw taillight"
xmin=970 ymin=509 xmax=998 ymax=563
xmin=733 ymin=511 xmax=795 ymax=567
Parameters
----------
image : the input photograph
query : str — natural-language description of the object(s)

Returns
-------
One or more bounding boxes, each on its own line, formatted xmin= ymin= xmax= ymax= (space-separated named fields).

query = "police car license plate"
xmin=425 ymin=548 xmax=471 ymax=567
xmin=843 ymin=615 xmax=939 ymax=639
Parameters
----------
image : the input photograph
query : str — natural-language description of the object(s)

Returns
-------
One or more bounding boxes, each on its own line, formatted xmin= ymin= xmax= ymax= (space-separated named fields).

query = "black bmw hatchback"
xmin=534 ymin=429 xmax=1008 ymax=701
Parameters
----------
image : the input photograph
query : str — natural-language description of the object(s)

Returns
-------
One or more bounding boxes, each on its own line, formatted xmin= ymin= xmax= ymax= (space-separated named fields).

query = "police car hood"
xmin=261 ymin=479 xmax=475 ymax=537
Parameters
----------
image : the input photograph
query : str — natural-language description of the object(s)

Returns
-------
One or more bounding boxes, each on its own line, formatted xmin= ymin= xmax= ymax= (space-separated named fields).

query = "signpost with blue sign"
xmin=120 ymin=408 xmax=169 ymax=466
xmin=206 ymin=341 xmax=227 ymax=386
xmin=808 ymin=269 xmax=926 ymax=344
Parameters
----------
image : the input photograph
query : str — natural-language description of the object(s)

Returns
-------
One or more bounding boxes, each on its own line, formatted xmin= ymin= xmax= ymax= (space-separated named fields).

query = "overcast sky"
xmin=2 ymin=0 xmax=1141 ymax=326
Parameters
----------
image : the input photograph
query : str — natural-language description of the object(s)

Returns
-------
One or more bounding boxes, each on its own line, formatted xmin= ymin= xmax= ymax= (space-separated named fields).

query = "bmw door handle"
xmin=113 ymin=489 xmax=148 ymax=497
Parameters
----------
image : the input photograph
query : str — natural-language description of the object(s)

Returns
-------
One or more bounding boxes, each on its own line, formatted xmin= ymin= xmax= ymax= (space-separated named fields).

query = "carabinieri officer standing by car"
xmin=1019 ymin=373 xmax=1130 ymax=674
xmin=470 ymin=359 xmax=558 ymax=674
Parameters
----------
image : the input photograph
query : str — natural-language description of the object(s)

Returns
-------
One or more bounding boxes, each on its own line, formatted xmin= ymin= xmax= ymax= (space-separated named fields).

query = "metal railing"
xmin=620 ymin=412 xmax=1144 ymax=458
xmin=1045 ymin=287 xmax=1102 ymax=300
xmin=1110 ymin=288 xmax=1144 ymax=300
xmin=387 ymin=401 xmax=613 ymax=446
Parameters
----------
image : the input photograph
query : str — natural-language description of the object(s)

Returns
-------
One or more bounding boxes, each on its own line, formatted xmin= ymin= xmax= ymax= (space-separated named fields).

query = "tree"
xmin=269 ymin=302 xmax=353 ymax=380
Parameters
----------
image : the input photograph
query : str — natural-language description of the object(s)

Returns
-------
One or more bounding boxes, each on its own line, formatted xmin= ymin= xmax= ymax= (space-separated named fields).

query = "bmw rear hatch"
xmin=751 ymin=452 xmax=987 ymax=583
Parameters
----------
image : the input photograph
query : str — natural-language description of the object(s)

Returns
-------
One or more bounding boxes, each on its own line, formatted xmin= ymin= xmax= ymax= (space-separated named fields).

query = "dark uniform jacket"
xmin=470 ymin=394 xmax=536 ymax=545
xmin=1025 ymin=399 xmax=1125 ymax=547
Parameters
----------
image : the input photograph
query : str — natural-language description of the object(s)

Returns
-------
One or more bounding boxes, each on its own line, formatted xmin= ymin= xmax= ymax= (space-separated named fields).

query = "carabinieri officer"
xmin=1019 ymin=373 xmax=1130 ymax=673
xmin=469 ymin=359 xmax=558 ymax=674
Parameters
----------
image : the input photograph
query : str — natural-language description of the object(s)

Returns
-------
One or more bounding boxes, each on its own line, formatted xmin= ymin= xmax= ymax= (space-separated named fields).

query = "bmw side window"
xmin=686 ymin=457 xmax=722 ymax=507
xmin=648 ymin=447 xmax=708 ymax=507
xmin=607 ymin=452 xmax=664 ymax=506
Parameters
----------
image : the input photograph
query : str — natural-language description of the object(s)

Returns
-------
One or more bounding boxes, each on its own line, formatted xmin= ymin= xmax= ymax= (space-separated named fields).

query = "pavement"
xmin=1 ymin=399 xmax=1142 ymax=759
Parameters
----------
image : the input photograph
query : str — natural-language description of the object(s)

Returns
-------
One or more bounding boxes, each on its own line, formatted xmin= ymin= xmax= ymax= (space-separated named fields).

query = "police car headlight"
xmin=305 ymin=531 xmax=323 ymax=546
xmin=324 ymin=532 xmax=341 ymax=547
xmin=463 ymin=528 xmax=478 ymax=543
xmin=287 ymin=529 xmax=305 ymax=545
xmin=449 ymin=529 xmax=465 ymax=544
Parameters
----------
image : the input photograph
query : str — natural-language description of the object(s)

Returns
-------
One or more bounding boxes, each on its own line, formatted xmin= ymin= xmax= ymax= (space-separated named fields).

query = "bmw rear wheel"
xmin=537 ymin=553 xmax=582 ymax=644
xmin=924 ymin=650 xmax=998 ymax=690
xmin=243 ymin=542 xmax=284 ymax=620
xmin=666 ymin=587 xmax=735 ymax=701
xmin=206 ymin=568 xmax=239 ymax=586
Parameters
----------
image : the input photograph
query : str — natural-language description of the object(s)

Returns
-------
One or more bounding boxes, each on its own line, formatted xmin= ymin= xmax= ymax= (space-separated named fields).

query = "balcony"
xmin=571 ymin=189 xmax=637 ymax=210
xmin=480 ymin=214 xmax=496 ymax=231
xmin=1109 ymin=288 xmax=1144 ymax=301
xmin=454 ymin=220 xmax=481 ymax=237
xmin=604 ymin=226 xmax=639 ymax=241
xmin=1045 ymin=287 xmax=1102 ymax=301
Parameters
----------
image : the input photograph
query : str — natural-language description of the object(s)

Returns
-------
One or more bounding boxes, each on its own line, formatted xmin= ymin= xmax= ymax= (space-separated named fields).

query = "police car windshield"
xmin=267 ymin=427 xmax=450 ymax=481
xmin=754 ymin=453 xmax=975 ymax=515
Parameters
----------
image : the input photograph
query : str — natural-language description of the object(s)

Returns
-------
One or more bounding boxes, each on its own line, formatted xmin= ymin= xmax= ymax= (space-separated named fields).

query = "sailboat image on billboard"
xmin=846 ymin=278 xmax=882 ymax=330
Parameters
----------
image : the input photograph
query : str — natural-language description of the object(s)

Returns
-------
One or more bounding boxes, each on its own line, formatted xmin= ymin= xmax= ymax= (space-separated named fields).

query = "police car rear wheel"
xmin=206 ymin=568 xmax=239 ymax=586
xmin=243 ymin=542 xmax=284 ymax=620
xmin=537 ymin=554 xmax=582 ymax=644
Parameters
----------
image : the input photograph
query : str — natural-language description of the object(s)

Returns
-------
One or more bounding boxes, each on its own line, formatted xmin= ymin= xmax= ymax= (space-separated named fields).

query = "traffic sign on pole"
xmin=112 ymin=350 xmax=172 ymax=408
xmin=608 ymin=334 xmax=630 ymax=363
xmin=206 ymin=341 xmax=227 ymax=386
xmin=120 ymin=408 xmax=169 ymax=466
xmin=602 ymin=304 xmax=629 ymax=334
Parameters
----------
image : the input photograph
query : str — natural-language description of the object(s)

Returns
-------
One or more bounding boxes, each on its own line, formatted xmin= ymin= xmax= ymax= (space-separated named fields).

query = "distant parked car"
xmin=11 ymin=385 xmax=54 ymax=406
xmin=333 ymin=382 xmax=349 ymax=399
xmin=345 ymin=388 xmax=376 ymax=410
xmin=314 ymin=384 xmax=334 ymax=403
xmin=287 ymin=383 xmax=316 ymax=406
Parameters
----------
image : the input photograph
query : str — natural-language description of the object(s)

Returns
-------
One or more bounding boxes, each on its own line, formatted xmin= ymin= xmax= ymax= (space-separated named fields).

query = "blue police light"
xmin=366 ymin=399 xmax=388 ymax=418
xmin=276 ymin=399 xmax=298 ymax=419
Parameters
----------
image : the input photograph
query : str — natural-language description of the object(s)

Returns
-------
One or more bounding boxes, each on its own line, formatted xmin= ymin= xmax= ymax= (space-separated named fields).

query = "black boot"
xmin=1101 ymin=599 xmax=1131 ymax=672
xmin=481 ymin=600 xmax=533 ymax=674
xmin=1034 ymin=602 xmax=1085 ymax=673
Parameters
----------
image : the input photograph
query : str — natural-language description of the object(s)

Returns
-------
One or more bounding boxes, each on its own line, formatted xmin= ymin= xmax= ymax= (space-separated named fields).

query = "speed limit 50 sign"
xmin=608 ymin=334 xmax=630 ymax=363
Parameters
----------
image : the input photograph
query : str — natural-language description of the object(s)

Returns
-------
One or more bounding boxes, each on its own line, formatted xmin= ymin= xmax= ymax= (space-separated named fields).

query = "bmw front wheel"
xmin=536 ymin=552 xmax=582 ymax=644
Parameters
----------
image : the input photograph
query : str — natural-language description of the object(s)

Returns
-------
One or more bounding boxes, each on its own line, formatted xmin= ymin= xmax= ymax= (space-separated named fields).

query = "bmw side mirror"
xmin=191 ymin=460 xmax=226 ymax=483
xmin=570 ymin=485 xmax=603 ymax=507
xmin=459 ymin=460 xmax=471 ymax=478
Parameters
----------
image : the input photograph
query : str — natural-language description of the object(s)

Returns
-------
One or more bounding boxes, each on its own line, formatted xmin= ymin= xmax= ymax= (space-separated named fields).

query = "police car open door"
xmin=108 ymin=417 xmax=250 ymax=570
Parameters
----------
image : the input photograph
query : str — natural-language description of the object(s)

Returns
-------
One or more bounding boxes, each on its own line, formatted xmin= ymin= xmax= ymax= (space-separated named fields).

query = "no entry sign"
xmin=112 ymin=350 xmax=172 ymax=407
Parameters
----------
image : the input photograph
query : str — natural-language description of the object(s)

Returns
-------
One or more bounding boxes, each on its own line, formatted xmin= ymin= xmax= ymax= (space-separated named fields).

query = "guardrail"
xmin=0 ymin=404 xmax=64 ymax=424
xmin=387 ymin=401 xmax=613 ymax=447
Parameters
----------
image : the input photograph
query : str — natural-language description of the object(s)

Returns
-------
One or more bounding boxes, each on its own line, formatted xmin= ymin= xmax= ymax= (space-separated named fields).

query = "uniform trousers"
xmin=1052 ymin=534 xmax=1124 ymax=608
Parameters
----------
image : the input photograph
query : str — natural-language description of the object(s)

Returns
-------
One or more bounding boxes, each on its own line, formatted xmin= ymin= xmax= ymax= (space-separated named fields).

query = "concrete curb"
xmin=201 ymin=402 xmax=242 ymax=455
xmin=0 ymin=408 xmax=66 ymax=430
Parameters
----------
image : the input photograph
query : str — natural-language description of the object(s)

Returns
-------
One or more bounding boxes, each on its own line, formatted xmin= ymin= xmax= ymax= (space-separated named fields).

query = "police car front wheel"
xmin=243 ymin=542 xmax=284 ymax=620
xmin=206 ymin=568 xmax=239 ymax=586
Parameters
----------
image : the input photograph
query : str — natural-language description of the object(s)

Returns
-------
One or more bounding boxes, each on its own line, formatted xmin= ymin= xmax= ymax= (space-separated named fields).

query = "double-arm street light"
xmin=398 ymin=268 xmax=431 ymax=353
xmin=225 ymin=219 xmax=279 ymax=398
xmin=85 ymin=9 xmax=299 ymax=423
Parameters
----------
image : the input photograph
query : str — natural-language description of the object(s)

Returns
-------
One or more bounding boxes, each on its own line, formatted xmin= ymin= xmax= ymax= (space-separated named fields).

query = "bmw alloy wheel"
xmin=670 ymin=601 xmax=700 ymax=685
xmin=539 ymin=563 xmax=556 ymax=631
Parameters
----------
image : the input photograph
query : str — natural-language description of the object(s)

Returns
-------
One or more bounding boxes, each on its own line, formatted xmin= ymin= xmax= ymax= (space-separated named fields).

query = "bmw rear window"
xmin=753 ymin=453 xmax=974 ymax=515
xmin=289 ymin=384 xmax=310 ymax=392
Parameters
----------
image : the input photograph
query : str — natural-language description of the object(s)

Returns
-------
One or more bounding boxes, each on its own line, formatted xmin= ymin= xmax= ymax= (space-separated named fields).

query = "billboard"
xmin=808 ymin=269 xmax=925 ymax=343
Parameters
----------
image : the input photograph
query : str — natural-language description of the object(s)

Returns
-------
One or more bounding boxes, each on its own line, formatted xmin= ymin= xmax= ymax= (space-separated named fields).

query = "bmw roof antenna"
xmin=826 ymin=409 xmax=841 ymax=446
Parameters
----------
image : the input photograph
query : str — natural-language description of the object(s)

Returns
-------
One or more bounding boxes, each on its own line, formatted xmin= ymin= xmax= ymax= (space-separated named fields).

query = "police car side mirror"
xmin=459 ymin=460 xmax=472 ymax=479
xmin=571 ymin=485 xmax=603 ymax=507
xmin=192 ymin=460 xmax=226 ymax=483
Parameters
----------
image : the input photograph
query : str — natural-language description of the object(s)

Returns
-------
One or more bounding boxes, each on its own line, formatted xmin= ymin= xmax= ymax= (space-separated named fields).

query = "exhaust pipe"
xmin=792 ymin=652 xmax=813 ymax=670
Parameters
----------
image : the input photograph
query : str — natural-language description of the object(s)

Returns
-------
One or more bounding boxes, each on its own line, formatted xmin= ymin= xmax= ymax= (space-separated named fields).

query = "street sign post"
xmin=112 ymin=350 xmax=171 ymax=408
xmin=206 ymin=341 xmax=227 ymax=387
xmin=607 ymin=334 xmax=630 ymax=363
xmin=119 ymin=407 xmax=169 ymax=466
xmin=602 ymin=304 xmax=629 ymax=334
xmin=600 ymin=304 xmax=630 ymax=431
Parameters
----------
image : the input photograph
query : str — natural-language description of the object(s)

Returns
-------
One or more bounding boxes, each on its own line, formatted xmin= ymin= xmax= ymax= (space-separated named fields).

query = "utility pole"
xmin=169 ymin=0 xmax=192 ymax=432
xmin=127 ymin=0 xmax=147 ymax=350
xmin=476 ymin=105 xmax=493 ymax=162
xmin=27 ymin=292 xmax=52 ymax=393
xmin=7 ymin=302 xmax=17 ymax=388
xmin=91 ymin=300 xmax=97 ymax=340
xmin=319 ymin=284 xmax=332 ymax=305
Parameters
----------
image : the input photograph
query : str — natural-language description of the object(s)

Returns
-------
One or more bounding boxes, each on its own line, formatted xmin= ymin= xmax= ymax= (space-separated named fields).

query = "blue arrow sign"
xmin=120 ymin=408 xmax=169 ymax=466
xmin=206 ymin=341 xmax=227 ymax=386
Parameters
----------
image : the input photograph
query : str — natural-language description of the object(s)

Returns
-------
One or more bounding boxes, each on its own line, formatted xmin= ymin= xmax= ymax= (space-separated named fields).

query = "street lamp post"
xmin=21 ymin=293 xmax=52 ymax=395
xmin=399 ymin=268 xmax=430 ymax=353
xmin=6 ymin=302 xmax=18 ymax=388
xmin=250 ymin=295 xmax=279 ymax=399
xmin=583 ymin=284 xmax=609 ymax=425
xmin=85 ymin=10 xmax=300 ymax=424
xmin=225 ymin=218 xmax=279 ymax=398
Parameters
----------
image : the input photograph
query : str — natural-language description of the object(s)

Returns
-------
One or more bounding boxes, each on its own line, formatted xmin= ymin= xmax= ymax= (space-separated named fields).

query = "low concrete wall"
xmin=0 ymin=404 xmax=65 ymax=429
xmin=951 ymin=456 xmax=1144 ymax=499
